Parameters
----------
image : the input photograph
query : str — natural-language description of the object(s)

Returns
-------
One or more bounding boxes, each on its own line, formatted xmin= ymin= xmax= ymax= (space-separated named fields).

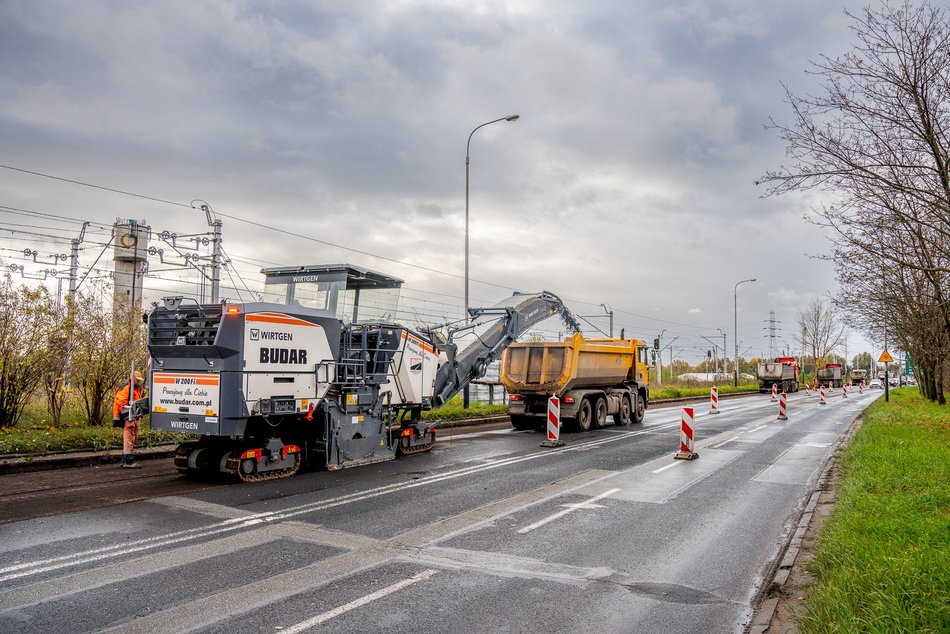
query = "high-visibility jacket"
xmin=113 ymin=382 xmax=144 ymax=420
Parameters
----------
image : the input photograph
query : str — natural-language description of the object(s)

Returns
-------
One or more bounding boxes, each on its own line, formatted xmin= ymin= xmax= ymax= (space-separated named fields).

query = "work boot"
xmin=122 ymin=461 xmax=142 ymax=469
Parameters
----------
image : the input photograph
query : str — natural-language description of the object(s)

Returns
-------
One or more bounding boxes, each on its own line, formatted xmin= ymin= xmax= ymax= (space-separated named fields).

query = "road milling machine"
xmin=141 ymin=264 xmax=579 ymax=482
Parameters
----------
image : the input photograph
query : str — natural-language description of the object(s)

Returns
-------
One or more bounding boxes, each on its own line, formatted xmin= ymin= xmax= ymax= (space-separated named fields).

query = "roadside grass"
xmin=422 ymin=394 xmax=507 ymax=420
xmin=0 ymin=398 xmax=184 ymax=455
xmin=650 ymin=382 xmax=758 ymax=400
xmin=797 ymin=388 xmax=950 ymax=633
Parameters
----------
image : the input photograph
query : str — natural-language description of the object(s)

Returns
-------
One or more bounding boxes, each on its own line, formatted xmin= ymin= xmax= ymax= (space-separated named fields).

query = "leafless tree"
xmin=759 ymin=1 xmax=950 ymax=400
xmin=797 ymin=297 xmax=847 ymax=364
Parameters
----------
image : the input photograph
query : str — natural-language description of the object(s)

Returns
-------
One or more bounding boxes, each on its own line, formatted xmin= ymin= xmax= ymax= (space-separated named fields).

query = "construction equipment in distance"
xmin=141 ymin=264 xmax=579 ymax=482
xmin=500 ymin=332 xmax=651 ymax=431
xmin=849 ymin=368 xmax=868 ymax=386
xmin=757 ymin=356 xmax=800 ymax=394
xmin=816 ymin=362 xmax=844 ymax=388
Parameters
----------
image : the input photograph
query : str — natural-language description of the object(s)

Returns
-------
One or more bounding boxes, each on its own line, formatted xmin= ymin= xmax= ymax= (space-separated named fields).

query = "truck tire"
xmin=576 ymin=398 xmax=593 ymax=432
xmin=592 ymin=397 xmax=608 ymax=428
xmin=632 ymin=392 xmax=645 ymax=424
xmin=614 ymin=395 xmax=632 ymax=426
xmin=510 ymin=415 xmax=538 ymax=431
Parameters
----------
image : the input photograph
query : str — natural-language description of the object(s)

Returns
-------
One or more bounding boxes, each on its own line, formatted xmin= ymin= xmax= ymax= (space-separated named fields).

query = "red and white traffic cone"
xmin=859 ymin=383 xmax=863 ymax=394
xmin=541 ymin=395 xmax=565 ymax=448
xmin=674 ymin=407 xmax=698 ymax=460
xmin=819 ymin=385 xmax=827 ymax=405
xmin=777 ymin=391 xmax=788 ymax=420
xmin=804 ymin=385 xmax=811 ymax=396
xmin=709 ymin=385 xmax=719 ymax=414
xmin=770 ymin=384 xmax=778 ymax=402
xmin=842 ymin=385 xmax=848 ymax=399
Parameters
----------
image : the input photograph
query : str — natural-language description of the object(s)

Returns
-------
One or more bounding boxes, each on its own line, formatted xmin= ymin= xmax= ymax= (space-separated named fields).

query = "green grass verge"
xmin=0 ymin=421 xmax=184 ymax=455
xmin=797 ymin=388 xmax=950 ymax=633
xmin=650 ymin=383 xmax=759 ymax=400
xmin=421 ymin=394 xmax=508 ymax=420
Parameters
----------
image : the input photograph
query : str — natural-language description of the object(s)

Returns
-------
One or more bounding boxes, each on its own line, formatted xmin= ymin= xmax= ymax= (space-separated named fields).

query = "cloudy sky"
xmin=0 ymin=0 xmax=880 ymax=364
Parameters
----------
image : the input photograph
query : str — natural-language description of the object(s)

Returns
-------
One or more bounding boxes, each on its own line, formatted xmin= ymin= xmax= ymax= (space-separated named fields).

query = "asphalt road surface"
xmin=0 ymin=388 xmax=879 ymax=633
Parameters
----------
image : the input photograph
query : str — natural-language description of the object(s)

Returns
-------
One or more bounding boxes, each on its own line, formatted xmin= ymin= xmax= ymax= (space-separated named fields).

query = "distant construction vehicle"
xmin=849 ymin=368 xmax=868 ymax=386
xmin=817 ymin=362 xmax=844 ymax=388
xmin=757 ymin=356 xmax=800 ymax=393
xmin=500 ymin=332 xmax=650 ymax=431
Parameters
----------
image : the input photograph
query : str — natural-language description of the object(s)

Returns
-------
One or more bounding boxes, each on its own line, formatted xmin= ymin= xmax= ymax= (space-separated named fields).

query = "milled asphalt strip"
xmin=102 ymin=469 xmax=615 ymax=634
xmin=0 ymin=427 xmax=663 ymax=583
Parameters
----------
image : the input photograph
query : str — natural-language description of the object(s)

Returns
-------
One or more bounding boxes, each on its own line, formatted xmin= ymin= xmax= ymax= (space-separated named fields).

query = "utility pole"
xmin=68 ymin=222 xmax=88 ymax=295
xmin=601 ymin=304 xmax=614 ymax=338
xmin=201 ymin=204 xmax=223 ymax=303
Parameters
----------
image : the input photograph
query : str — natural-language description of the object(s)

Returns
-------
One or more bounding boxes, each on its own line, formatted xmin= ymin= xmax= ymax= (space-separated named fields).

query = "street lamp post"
xmin=717 ymin=327 xmax=727 ymax=378
xmin=734 ymin=278 xmax=757 ymax=387
xmin=463 ymin=114 xmax=519 ymax=408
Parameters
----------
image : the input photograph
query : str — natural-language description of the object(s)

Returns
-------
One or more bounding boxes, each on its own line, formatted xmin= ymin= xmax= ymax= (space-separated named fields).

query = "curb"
xmin=746 ymin=407 xmax=866 ymax=633
xmin=0 ymin=444 xmax=178 ymax=475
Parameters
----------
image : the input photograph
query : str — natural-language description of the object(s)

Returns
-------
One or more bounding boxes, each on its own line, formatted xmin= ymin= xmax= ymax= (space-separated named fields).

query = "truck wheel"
xmin=614 ymin=395 xmax=632 ymax=426
xmin=510 ymin=415 xmax=538 ymax=431
xmin=632 ymin=393 xmax=645 ymax=424
xmin=592 ymin=397 xmax=608 ymax=428
xmin=576 ymin=399 xmax=593 ymax=432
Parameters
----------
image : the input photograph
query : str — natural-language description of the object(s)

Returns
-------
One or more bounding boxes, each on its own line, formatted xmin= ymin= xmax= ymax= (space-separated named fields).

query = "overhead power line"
xmin=1 ymin=163 xmax=722 ymax=333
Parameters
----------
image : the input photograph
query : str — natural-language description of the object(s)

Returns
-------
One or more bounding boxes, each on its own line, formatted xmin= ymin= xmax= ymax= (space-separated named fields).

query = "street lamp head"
xmin=504 ymin=114 xmax=520 ymax=121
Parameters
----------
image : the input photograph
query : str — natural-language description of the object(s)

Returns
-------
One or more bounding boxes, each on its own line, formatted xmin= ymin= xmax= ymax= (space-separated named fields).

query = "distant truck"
xmin=849 ymin=369 xmax=868 ymax=386
xmin=757 ymin=356 xmax=799 ymax=393
xmin=500 ymin=333 xmax=650 ymax=432
xmin=817 ymin=363 xmax=843 ymax=388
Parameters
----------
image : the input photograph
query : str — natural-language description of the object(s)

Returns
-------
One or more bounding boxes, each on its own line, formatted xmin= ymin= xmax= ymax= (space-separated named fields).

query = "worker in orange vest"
xmin=113 ymin=371 xmax=145 ymax=468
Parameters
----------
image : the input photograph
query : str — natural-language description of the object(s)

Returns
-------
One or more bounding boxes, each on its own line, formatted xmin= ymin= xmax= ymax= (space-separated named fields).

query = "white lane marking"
xmin=651 ymin=461 xmax=682 ymax=474
xmin=0 ymin=513 xmax=279 ymax=582
xmin=1 ymin=424 xmax=676 ymax=583
xmin=712 ymin=434 xmax=745 ymax=449
xmin=748 ymin=425 xmax=767 ymax=433
xmin=517 ymin=488 xmax=620 ymax=534
xmin=278 ymin=569 xmax=439 ymax=633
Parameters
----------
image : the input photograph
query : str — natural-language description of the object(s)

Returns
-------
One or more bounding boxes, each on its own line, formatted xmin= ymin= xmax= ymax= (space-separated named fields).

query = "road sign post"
xmin=879 ymin=349 xmax=893 ymax=403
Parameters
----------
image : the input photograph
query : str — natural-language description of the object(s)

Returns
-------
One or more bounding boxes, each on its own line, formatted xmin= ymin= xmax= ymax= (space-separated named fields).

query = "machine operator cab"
xmin=260 ymin=263 xmax=403 ymax=323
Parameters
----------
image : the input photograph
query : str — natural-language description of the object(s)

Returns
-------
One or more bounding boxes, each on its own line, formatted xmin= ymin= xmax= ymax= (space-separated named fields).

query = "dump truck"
xmin=817 ymin=363 xmax=843 ymax=388
xmin=849 ymin=368 xmax=868 ymax=386
xmin=500 ymin=332 xmax=650 ymax=432
xmin=757 ymin=356 xmax=799 ymax=393
xmin=140 ymin=263 xmax=579 ymax=482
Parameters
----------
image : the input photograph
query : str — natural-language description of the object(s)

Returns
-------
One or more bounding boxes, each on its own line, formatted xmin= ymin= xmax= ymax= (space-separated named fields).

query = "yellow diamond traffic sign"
xmin=878 ymin=349 xmax=894 ymax=363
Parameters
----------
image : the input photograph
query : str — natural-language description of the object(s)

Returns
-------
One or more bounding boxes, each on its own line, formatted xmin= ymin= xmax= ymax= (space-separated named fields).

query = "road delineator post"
xmin=770 ymin=384 xmax=778 ymax=402
xmin=859 ymin=383 xmax=863 ymax=394
xmin=842 ymin=384 xmax=848 ymax=399
xmin=819 ymin=385 xmax=827 ymax=405
xmin=709 ymin=385 xmax=719 ymax=414
xmin=540 ymin=395 xmax=565 ymax=448
xmin=674 ymin=407 xmax=698 ymax=460
xmin=804 ymin=384 xmax=810 ymax=396
xmin=777 ymin=391 xmax=788 ymax=420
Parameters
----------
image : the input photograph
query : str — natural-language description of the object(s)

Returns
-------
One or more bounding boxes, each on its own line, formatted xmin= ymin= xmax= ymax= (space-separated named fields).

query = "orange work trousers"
xmin=123 ymin=419 xmax=140 ymax=455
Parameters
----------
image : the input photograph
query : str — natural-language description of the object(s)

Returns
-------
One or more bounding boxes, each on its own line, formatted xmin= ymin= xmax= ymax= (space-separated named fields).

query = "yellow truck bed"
xmin=500 ymin=332 xmax=639 ymax=394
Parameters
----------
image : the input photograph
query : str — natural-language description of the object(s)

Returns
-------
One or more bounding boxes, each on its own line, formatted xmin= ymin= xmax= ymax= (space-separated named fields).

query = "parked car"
xmin=869 ymin=379 xmax=883 ymax=389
